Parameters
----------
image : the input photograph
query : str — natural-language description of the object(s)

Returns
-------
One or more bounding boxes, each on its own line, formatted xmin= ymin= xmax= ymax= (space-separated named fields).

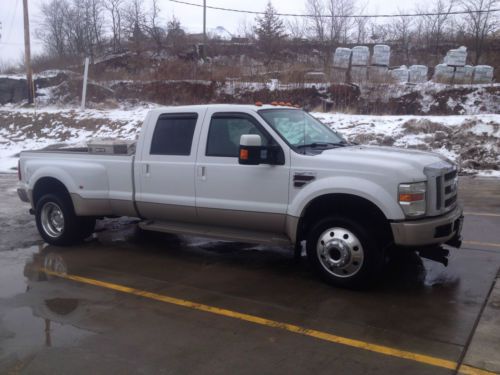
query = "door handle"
xmin=197 ymin=166 xmax=206 ymax=180
xmin=145 ymin=163 xmax=150 ymax=175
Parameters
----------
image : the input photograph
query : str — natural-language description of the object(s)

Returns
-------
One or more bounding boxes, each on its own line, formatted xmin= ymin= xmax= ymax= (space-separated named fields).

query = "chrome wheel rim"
xmin=41 ymin=202 xmax=65 ymax=238
xmin=316 ymin=227 xmax=364 ymax=278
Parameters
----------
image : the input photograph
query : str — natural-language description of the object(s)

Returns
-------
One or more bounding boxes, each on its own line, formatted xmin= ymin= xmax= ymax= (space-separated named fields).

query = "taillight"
xmin=18 ymin=160 xmax=21 ymax=181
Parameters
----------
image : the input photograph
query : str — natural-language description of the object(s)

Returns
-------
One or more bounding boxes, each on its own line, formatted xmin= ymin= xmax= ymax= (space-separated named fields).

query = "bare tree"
xmin=326 ymin=0 xmax=355 ymax=45
xmin=88 ymin=0 xmax=105 ymax=51
xmin=146 ymin=0 xmax=165 ymax=54
xmin=392 ymin=11 xmax=413 ymax=64
xmin=104 ymin=0 xmax=125 ymax=52
xmin=287 ymin=16 xmax=307 ymax=40
xmin=236 ymin=16 xmax=255 ymax=39
xmin=305 ymin=0 xmax=356 ymax=67
xmin=416 ymin=0 xmax=453 ymax=60
xmin=461 ymin=0 xmax=498 ymax=64
xmin=124 ymin=0 xmax=148 ymax=54
xmin=353 ymin=17 xmax=369 ymax=43
xmin=306 ymin=0 xmax=327 ymax=43
xmin=38 ymin=0 xmax=70 ymax=58
xmin=352 ymin=1 xmax=368 ymax=43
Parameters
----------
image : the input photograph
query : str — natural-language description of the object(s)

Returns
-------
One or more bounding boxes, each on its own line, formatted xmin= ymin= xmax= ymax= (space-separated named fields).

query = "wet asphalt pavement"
xmin=0 ymin=173 xmax=499 ymax=374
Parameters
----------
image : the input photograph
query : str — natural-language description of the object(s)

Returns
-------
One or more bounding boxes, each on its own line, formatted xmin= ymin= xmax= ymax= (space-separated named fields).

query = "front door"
xmin=195 ymin=110 xmax=290 ymax=233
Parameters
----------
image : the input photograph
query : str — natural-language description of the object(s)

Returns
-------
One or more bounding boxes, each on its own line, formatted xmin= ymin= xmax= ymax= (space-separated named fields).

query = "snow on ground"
xmin=0 ymin=104 xmax=152 ymax=172
xmin=0 ymin=104 xmax=499 ymax=177
xmin=314 ymin=112 xmax=500 ymax=176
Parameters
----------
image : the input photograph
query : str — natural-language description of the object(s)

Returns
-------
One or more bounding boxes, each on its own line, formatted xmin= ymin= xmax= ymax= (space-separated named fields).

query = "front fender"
xmin=288 ymin=176 xmax=405 ymax=220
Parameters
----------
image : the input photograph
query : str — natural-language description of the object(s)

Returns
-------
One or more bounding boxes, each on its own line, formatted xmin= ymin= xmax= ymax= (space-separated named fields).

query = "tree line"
xmin=38 ymin=0 xmax=498 ymax=66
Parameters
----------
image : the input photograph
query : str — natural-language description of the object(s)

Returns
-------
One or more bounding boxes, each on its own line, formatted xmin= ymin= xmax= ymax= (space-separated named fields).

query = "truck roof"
xmin=147 ymin=104 xmax=298 ymax=116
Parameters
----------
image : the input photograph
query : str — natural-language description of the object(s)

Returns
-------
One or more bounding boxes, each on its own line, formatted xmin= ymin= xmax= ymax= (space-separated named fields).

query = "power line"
xmin=166 ymin=0 xmax=500 ymax=18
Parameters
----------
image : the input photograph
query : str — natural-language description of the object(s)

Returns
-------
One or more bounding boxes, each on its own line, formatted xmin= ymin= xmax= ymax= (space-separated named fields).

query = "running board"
xmin=138 ymin=220 xmax=291 ymax=246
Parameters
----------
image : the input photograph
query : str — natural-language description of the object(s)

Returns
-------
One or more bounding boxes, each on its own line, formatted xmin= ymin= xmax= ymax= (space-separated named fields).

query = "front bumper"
xmin=391 ymin=205 xmax=463 ymax=247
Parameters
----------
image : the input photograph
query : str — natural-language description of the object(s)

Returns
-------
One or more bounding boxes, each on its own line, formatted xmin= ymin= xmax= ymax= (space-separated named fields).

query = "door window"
xmin=150 ymin=113 xmax=198 ymax=156
xmin=206 ymin=114 xmax=269 ymax=157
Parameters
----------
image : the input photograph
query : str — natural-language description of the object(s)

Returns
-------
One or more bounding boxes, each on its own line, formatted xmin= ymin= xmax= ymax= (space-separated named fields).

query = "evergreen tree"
xmin=254 ymin=1 xmax=287 ymax=64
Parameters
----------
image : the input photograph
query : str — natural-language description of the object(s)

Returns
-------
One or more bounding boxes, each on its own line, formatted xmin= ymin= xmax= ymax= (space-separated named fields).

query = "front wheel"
xmin=35 ymin=194 xmax=95 ymax=246
xmin=306 ymin=216 xmax=383 ymax=289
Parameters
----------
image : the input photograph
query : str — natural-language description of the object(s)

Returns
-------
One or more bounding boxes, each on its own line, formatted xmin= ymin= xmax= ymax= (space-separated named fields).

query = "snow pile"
xmin=313 ymin=113 xmax=500 ymax=177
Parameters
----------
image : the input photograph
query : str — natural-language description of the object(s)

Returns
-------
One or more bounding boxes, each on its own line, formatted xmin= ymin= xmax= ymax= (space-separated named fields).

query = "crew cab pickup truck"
xmin=18 ymin=104 xmax=463 ymax=288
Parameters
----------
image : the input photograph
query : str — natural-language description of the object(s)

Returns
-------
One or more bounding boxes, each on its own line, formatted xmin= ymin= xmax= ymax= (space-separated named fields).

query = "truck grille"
xmin=425 ymin=161 xmax=458 ymax=216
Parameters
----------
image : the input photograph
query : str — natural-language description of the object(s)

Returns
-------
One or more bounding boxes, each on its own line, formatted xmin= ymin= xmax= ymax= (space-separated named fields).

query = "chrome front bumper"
xmin=391 ymin=205 xmax=463 ymax=247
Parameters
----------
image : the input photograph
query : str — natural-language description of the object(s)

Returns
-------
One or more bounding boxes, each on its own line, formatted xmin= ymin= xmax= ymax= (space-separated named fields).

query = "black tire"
xmin=35 ymin=194 xmax=95 ymax=246
xmin=306 ymin=216 xmax=384 ymax=289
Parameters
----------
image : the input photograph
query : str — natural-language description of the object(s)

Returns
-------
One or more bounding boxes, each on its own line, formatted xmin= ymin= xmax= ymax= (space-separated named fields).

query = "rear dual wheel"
xmin=35 ymin=194 xmax=95 ymax=246
xmin=306 ymin=216 xmax=384 ymax=289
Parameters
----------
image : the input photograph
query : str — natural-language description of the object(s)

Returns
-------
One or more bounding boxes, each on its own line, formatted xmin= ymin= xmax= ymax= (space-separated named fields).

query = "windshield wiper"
xmin=296 ymin=142 xmax=347 ymax=149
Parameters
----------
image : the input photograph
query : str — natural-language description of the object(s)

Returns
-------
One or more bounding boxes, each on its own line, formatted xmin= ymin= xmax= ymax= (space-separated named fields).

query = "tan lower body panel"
xmin=196 ymin=206 xmax=286 ymax=233
xmin=71 ymin=194 xmax=137 ymax=217
xmin=137 ymin=201 xmax=197 ymax=223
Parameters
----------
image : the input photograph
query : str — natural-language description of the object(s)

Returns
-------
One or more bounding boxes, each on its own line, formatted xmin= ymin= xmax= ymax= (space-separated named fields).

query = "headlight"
xmin=399 ymin=182 xmax=426 ymax=217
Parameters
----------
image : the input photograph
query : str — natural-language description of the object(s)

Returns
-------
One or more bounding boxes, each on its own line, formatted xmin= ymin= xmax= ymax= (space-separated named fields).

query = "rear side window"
xmin=206 ymin=114 xmax=269 ymax=157
xmin=150 ymin=113 xmax=198 ymax=155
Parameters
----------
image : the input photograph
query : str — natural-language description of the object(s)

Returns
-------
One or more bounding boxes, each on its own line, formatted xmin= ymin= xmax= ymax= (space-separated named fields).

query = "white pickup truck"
xmin=18 ymin=104 xmax=463 ymax=288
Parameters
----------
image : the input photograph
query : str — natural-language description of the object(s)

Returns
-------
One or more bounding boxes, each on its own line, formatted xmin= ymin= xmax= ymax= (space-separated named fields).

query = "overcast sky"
xmin=0 ymin=0 xmax=430 ymax=64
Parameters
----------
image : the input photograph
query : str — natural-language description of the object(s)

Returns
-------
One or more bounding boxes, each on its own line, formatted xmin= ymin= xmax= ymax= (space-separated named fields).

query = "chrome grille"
xmin=424 ymin=161 xmax=458 ymax=216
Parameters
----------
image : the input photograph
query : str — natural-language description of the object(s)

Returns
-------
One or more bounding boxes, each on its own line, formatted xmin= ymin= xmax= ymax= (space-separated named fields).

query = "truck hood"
xmin=317 ymin=145 xmax=453 ymax=180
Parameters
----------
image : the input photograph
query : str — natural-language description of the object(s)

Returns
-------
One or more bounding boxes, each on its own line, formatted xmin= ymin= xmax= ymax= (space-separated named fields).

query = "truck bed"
xmin=20 ymin=150 xmax=136 ymax=217
xmin=32 ymin=138 xmax=137 ymax=156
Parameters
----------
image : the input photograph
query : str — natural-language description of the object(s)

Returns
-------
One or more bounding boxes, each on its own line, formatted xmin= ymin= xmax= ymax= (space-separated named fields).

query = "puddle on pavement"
xmin=0 ymin=246 xmax=40 ymax=299
xmin=0 ymin=305 xmax=92 ymax=361
xmin=0 ymin=246 xmax=93 ymax=368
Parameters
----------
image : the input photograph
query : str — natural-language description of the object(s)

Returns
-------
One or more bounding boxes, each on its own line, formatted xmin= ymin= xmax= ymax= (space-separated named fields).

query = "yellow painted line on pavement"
xmin=463 ymin=240 xmax=500 ymax=249
xmin=464 ymin=212 xmax=500 ymax=218
xmin=40 ymin=268 xmax=498 ymax=375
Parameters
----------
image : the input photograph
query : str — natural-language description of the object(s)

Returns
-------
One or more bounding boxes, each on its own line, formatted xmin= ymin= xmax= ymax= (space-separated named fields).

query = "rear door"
xmin=195 ymin=109 xmax=290 ymax=233
xmin=136 ymin=109 xmax=206 ymax=222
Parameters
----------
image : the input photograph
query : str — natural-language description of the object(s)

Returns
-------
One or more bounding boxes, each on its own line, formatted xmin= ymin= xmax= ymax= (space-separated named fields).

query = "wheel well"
xmin=32 ymin=177 xmax=72 ymax=208
xmin=297 ymin=194 xmax=393 ymax=246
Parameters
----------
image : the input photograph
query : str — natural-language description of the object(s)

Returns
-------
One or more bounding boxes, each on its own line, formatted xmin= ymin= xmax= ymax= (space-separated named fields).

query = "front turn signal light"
xmin=398 ymin=182 xmax=427 ymax=217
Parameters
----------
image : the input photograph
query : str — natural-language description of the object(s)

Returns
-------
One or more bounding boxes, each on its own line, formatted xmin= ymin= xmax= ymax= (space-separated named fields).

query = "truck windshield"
xmin=258 ymin=109 xmax=347 ymax=154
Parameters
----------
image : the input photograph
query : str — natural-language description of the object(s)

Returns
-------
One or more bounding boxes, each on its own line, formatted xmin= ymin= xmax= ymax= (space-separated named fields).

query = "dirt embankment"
xmin=2 ymin=72 xmax=498 ymax=115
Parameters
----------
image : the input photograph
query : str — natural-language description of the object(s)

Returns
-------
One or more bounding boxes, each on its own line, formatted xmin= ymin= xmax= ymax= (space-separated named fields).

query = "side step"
xmin=138 ymin=220 xmax=291 ymax=246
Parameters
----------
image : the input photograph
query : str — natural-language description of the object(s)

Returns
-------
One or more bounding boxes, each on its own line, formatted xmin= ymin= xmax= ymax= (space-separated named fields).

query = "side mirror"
xmin=239 ymin=134 xmax=262 ymax=165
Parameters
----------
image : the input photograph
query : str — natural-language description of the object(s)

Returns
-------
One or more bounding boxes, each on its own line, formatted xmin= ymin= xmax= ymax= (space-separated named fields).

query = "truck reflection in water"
xmin=23 ymin=247 xmax=91 ymax=348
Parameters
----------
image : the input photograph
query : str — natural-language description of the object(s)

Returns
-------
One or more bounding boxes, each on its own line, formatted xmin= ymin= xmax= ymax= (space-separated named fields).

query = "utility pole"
xmin=203 ymin=0 xmax=207 ymax=45
xmin=202 ymin=0 xmax=207 ymax=59
xmin=22 ymin=0 xmax=34 ymax=104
